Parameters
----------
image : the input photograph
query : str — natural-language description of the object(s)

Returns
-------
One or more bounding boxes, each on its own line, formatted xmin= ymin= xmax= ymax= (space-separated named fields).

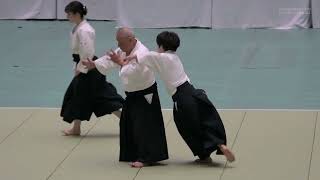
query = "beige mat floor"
xmin=0 ymin=108 xmax=318 ymax=180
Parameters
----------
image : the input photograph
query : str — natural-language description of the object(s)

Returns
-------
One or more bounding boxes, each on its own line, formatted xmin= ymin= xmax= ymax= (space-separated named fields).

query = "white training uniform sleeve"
xmin=94 ymin=55 xmax=120 ymax=75
xmin=136 ymin=51 xmax=161 ymax=73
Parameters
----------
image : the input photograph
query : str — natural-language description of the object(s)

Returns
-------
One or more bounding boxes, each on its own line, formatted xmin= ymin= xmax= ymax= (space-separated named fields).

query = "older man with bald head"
xmin=115 ymin=27 xmax=136 ymax=55
xmin=83 ymin=27 xmax=168 ymax=168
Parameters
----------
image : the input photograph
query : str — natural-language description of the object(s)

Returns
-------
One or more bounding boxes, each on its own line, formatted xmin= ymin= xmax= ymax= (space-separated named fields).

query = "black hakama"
xmin=172 ymin=81 xmax=227 ymax=159
xmin=60 ymin=54 xmax=124 ymax=123
xmin=120 ymin=83 xmax=169 ymax=163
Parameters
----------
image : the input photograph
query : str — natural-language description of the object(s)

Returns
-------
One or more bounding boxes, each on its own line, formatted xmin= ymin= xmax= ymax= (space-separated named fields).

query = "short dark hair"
xmin=65 ymin=1 xmax=87 ymax=18
xmin=156 ymin=31 xmax=180 ymax=51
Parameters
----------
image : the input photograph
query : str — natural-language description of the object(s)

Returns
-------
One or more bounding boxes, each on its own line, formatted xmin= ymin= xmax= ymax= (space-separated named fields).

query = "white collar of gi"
xmin=73 ymin=19 xmax=88 ymax=33
xmin=128 ymin=39 xmax=141 ymax=56
xmin=165 ymin=50 xmax=176 ymax=54
xmin=77 ymin=19 xmax=87 ymax=28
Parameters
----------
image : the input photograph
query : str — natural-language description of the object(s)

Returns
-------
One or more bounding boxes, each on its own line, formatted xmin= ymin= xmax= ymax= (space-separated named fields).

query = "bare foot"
xmin=195 ymin=157 xmax=213 ymax=164
xmin=131 ymin=161 xmax=144 ymax=168
xmin=62 ymin=129 xmax=81 ymax=136
xmin=219 ymin=145 xmax=235 ymax=162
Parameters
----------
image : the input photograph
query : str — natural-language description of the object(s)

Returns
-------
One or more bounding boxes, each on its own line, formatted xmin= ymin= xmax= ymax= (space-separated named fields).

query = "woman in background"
xmin=60 ymin=1 xmax=123 ymax=136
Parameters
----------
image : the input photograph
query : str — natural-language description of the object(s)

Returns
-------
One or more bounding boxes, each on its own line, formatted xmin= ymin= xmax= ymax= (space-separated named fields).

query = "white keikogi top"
xmin=94 ymin=40 xmax=156 ymax=92
xmin=136 ymin=51 xmax=190 ymax=96
xmin=70 ymin=19 xmax=95 ymax=73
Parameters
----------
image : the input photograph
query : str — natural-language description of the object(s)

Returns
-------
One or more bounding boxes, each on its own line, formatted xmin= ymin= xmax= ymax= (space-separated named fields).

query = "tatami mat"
xmin=0 ymin=108 xmax=317 ymax=180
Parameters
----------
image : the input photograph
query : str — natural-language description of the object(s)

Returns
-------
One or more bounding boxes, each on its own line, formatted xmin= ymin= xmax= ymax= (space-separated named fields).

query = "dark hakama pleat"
xmin=120 ymin=83 xmax=168 ymax=163
xmin=172 ymin=81 xmax=226 ymax=158
xmin=60 ymin=55 xmax=124 ymax=123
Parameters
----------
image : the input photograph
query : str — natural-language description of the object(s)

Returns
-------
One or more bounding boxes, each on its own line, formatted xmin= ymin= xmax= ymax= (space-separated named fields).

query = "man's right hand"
xmin=82 ymin=58 xmax=96 ymax=70
xmin=107 ymin=50 xmax=128 ymax=66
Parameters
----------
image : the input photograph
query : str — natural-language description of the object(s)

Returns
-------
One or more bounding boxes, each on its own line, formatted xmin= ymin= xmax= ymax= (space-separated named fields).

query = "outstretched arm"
xmin=82 ymin=54 xmax=119 ymax=75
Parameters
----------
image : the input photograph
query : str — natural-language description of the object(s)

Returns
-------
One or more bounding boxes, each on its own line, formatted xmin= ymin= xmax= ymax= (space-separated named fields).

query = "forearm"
xmin=95 ymin=56 xmax=119 ymax=75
